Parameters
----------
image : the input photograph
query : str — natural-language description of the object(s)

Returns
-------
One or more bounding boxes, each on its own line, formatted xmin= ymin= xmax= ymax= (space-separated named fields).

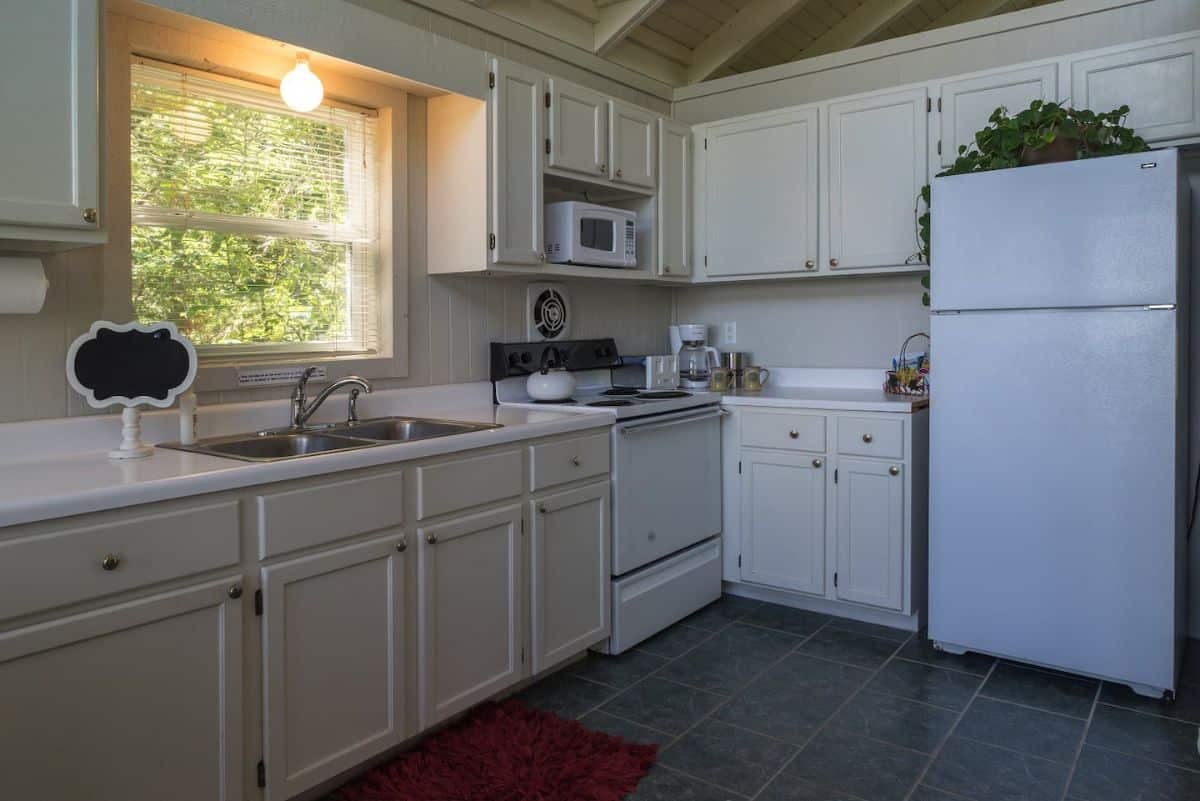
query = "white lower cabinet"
xmin=0 ymin=579 xmax=243 ymax=801
xmin=260 ymin=534 xmax=407 ymax=800
xmin=740 ymin=449 xmax=826 ymax=595
xmin=417 ymin=503 xmax=524 ymax=729
xmin=730 ymin=408 xmax=927 ymax=620
xmin=835 ymin=458 xmax=905 ymax=611
xmin=530 ymin=481 xmax=610 ymax=673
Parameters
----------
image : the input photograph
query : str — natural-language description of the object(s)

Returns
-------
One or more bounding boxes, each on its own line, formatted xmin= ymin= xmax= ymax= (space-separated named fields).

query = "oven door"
xmin=612 ymin=406 xmax=723 ymax=575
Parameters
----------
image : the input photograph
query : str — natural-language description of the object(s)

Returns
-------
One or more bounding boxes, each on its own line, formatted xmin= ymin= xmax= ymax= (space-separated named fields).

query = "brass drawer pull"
xmin=571 ymin=456 xmax=581 ymax=466
xmin=788 ymin=430 xmax=799 ymax=439
xmin=396 ymin=537 xmax=407 ymax=552
xmin=228 ymin=585 xmax=243 ymax=599
xmin=425 ymin=533 xmax=438 ymax=545
xmin=100 ymin=553 xmax=121 ymax=571
xmin=862 ymin=433 xmax=873 ymax=443
xmin=812 ymin=458 xmax=823 ymax=468
xmin=889 ymin=465 xmax=900 ymax=476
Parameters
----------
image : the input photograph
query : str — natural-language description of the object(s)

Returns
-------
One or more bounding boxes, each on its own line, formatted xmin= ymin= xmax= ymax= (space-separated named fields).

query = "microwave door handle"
xmin=619 ymin=408 xmax=727 ymax=436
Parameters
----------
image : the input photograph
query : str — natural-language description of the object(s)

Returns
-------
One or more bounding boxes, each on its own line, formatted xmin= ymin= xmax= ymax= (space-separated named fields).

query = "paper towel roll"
xmin=0 ymin=257 xmax=49 ymax=314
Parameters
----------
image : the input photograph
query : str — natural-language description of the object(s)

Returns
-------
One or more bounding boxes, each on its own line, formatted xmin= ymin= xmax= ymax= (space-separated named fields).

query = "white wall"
xmin=674 ymin=275 xmax=929 ymax=368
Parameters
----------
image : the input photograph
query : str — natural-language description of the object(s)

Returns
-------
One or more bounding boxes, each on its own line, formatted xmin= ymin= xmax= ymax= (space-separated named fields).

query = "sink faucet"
xmin=290 ymin=368 xmax=372 ymax=428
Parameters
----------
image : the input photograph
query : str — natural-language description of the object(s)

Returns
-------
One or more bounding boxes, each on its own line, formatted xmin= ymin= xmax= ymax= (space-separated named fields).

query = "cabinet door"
xmin=938 ymin=64 xmax=1058 ymax=169
xmin=1070 ymin=38 xmax=1200 ymax=143
xmin=491 ymin=58 xmax=543 ymax=265
xmin=704 ymin=108 xmax=819 ymax=277
xmin=827 ymin=88 xmax=927 ymax=270
xmin=261 ymin=534 xmax=406 ymax=800
xmin=0 ymin=0 xmax=99 ymax=229
xmin=0 ymin=579 xmax=243 ymax=801
xmin=417 ymin=504 xmax=523 ymax=728
xmin=609 ymin=101 xmax=656 ymax=188
xmin=530 ymin=482 xmax=610 ymax=673
xmin=658 ymin=119 xmax=691 ymax=276
xmin=740 ymin=449 xmax=826 ymax=595
xmin=835 ymin=457 xmax=905 ymax=611
xmin=547 ymin=78 xmax=608 ymax=178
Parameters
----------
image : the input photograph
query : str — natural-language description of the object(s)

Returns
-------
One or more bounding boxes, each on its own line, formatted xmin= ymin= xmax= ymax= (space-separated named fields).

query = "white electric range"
xmin=491 ymin=339 xmax=724 ymax=653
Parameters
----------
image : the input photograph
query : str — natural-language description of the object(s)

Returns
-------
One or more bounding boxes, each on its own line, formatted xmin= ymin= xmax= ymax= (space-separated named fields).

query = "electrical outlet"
xmin=722 ymin=322 xmax=737 ymax=345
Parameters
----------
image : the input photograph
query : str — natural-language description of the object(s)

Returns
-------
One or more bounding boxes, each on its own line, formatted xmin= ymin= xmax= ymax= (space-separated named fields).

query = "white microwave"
xmin=544 ymin=201 xmax=637 ymax=269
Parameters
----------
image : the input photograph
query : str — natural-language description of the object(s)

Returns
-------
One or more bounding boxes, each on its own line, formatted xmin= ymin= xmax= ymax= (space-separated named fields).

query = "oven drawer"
xmin=741 ymin=410 xmax=826 ymax=452
xmin=837 ymin=416 xmax=904 ymax=459
xmin=608 ymin=537 xmax=722 ymax=654
xmin=613 ymin=408 xmax=723 ymax=576
xmin=530 ymin=432 xmax=610 ymax=492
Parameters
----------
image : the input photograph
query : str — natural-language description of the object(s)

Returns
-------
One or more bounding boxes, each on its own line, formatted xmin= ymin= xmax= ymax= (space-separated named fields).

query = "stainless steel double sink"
xmin=160 ymin=416 xmax=502 ymax=462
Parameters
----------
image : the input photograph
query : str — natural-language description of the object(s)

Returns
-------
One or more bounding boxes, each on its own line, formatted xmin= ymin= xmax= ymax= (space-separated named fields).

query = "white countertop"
xmin=717 ymin=368 xmax=929 ymax=413
xmin=0 ymin=384 xmax=613 ymax=529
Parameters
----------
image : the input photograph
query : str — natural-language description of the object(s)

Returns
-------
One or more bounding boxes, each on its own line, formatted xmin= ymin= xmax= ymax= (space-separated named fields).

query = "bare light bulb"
xmin=280 ymin=54 xmax=324 ymax=112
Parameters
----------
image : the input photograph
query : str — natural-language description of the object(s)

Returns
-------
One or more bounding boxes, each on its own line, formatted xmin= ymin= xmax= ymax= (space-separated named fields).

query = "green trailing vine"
xmin=918 ymin=100 xmax=1149 ymax=305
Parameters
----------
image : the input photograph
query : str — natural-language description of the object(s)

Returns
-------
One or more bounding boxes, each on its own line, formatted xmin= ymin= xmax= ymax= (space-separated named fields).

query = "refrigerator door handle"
xmin=1146 ymin=304 xmax=1176 ymax=311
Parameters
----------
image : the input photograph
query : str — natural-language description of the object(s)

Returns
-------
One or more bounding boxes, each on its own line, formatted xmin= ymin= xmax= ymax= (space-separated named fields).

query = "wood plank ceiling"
xmin=474 ymin=0 xmax=1063 ymax=85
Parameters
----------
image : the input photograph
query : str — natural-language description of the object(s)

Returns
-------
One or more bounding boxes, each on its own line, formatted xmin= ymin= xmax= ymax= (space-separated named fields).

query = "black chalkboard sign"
xmin=66 ymin=321 xmax=197 ymax=409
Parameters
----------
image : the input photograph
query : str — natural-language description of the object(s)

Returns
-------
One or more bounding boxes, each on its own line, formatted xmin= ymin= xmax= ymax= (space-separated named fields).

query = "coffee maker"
xmin=669 ymin=324 xmax=720 ymax=390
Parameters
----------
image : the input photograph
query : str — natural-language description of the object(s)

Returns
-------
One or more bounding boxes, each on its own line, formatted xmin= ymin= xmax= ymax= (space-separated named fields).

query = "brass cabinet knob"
xmin=425 ymin=533 xmax=438 ymax=545
xmin=100 ymin=553 xmax=121 ymax=571
xmin=538 ymin=505 xmax=547 ymax=514
xmin=788 ymin=430 xmax=799 ymax=439
xmin=571 ymin=456 xmax=581 ymax=467
xmin=600 ymin=164 xmax=607 ymax=174
xmin=830 ymin=258 xmax=839 ymax=267
xmin=812 ymin=458 xmax=823 ymax=468
xmin=82 ymin=207 xmax=98 ymax=224
xmin=228 ymin=584 xmax=243 ymax=600
xmin=664 ymin=265 xmax=671 ymax=274
xmin=615 ymin=168 xmax=623 ymax=178
xmin=396 ymin=537 xmax=407 ymax=552
xmin=889 ymin=465 xmax=900 ymax=476
xmin=862 ymin=433 xmax=873 ymax=443
xmin=805 ymin=259 xmax=815 ymax=269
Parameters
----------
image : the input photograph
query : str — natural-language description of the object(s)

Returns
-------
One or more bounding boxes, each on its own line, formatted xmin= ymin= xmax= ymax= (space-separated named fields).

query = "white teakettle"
xmin=526 ymin=346 xmax=576 ymax=401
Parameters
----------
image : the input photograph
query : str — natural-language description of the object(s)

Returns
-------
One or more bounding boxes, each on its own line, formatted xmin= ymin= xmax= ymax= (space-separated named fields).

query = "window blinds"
xmin=130 ymin=59 xmax=380 ymax=356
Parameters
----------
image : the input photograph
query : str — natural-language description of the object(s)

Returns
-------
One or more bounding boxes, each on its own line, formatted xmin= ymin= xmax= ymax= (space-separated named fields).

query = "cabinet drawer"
xmin=256 ymin=469 xmax=403 ymax=558
xmin=837 ymin=417 xmax=904 ymax=459
xmin=417 ymin=449 xmax=522 ymax=520
xmin=530 ymin=432 xmax=610 ymax=492
xmin=740 ymin=411 xmax=826 ymax=452
xmin=0 ymin=501 xmax=240 ymax=621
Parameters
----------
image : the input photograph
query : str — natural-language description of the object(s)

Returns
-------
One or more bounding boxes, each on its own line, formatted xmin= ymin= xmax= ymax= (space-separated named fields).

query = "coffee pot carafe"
xmin=670 ymin=324 xmax=719 ymax=390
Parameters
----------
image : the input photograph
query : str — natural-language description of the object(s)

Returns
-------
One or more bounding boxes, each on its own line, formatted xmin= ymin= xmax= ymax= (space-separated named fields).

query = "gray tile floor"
xmin=517 ymin=595 xmax=1200 ymax=801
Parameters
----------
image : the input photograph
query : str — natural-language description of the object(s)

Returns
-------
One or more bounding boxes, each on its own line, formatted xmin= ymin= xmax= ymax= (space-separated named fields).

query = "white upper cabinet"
xmin=0 ymin=580 xmax=243 ymax=801
xmin=937 ymin=64 xmax=1058 ymax=170
xmin=417 ymin=504 xmax=524 ymax=729
xmin=529 ymin=482 xmax=610 ymax=674
xmin=0 ymin=0 xmax=100 ymax=232
xmin=609 ymin=101 xmax=656 ymax=189
xmin=547 ymin=78 xmax=608 ymax=179
xmin=260 ymin=535 xmax=406 ymax=801
xmin=491 ymin=59 xmax=543 ymax=265
xmin=826 ymin=87 xmax=928 ymax=271
xmin=703 ymin=107 xmax=819 ymax=277
xmin=835 ymin=457 xmax=905 ymax=611
xmin=1070 ymin=37 xmax=1200 ymax=143
xmin=658 ymin=119 xmax=691 ymax=277
xmin=740 ymin=449 xmax=826 ymax=595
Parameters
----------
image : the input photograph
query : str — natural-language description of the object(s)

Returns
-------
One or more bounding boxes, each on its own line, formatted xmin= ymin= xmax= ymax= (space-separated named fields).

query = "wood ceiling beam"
xmin=929 ymin=0 xmax=1015 ymax=30
xmin=797 ymin=0 xmax=924 ymax=59
xmin=594 ymin=0 xmax=670 ymax=55
xmin=685 ymin=0 xmax=816 ymax=84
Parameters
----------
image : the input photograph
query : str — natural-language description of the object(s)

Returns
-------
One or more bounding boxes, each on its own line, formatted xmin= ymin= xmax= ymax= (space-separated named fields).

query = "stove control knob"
xmin=520 ymin=351 xmax=532 ymax=364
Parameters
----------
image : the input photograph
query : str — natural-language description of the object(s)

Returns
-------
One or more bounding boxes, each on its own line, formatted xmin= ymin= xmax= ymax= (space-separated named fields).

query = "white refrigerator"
xmin=928 ymin=148 xmax=1189 ymax=698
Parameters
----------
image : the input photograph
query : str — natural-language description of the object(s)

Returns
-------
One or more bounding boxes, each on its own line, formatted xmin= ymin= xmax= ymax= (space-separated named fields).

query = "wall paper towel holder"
xmin=66 ymin=320 xmax=198 ymax=459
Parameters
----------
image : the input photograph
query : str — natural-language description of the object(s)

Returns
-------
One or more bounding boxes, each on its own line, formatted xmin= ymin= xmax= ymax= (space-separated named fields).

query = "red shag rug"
xmin=335 ymin=699 xmax=657 ymax=801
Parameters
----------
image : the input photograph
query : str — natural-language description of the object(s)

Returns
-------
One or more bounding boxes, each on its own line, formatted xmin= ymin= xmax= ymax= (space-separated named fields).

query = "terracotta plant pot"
xmin=1019 ymin=136 xmax=1080 ymax=166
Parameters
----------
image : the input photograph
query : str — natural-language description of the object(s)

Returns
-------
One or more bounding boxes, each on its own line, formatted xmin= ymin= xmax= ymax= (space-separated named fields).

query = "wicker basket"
xmin=884 ymin=332 xmax=929 ymax=397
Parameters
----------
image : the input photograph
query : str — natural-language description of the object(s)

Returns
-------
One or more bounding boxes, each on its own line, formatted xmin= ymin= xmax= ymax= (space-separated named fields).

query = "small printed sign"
xmin=237 ymin=365 xmax=328 ymax=387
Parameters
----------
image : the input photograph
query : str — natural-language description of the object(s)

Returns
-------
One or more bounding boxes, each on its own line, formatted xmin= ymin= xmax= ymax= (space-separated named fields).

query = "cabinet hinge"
xmin=738 ymin=460 xmax=742 ymax=474
xmin=545 ymin=137 xmax=551 ymax=155
xmin=834 ymin=468 xmax=838 ymax=484
xmin=704 ymin=255 xmax=708 ymax=267
xmin=254 ymin=589 xmax=263 ymax=616
xmin=257 ymin=760 xmax=266 ymax=788
xmin=926 ymin=97 xmax=932 ymax=113
xmin=521 ymin=647 xmax=526 ymax=664
xmin=488 ymin=71 xmax=495 ymax=90
xmin=544 ymin=91 xmax=551 ymax=109
xmin=488 ymin=233 xmax=496 ymax=250
xmin=937 ymin=97 xmax=942 ymax=112
xmin=738 ymin=553 xmax=742 ymax=568
xmin=521 ymin=517 xmax=525 ymax=534
xmin=834 ymin=572 xmax=838 ymax=589
xmin=937 ymin=140 xmax=942 ymax=156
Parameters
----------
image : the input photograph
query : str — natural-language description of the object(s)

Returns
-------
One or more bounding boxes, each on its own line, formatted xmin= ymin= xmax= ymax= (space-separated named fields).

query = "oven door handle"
xmin=619 ymin=407 xmax=727 ymax=436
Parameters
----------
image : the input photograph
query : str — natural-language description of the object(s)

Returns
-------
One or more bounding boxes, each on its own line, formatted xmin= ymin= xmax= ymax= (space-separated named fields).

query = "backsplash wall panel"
xmin=673 ymin=275 xmax=930 ymax=369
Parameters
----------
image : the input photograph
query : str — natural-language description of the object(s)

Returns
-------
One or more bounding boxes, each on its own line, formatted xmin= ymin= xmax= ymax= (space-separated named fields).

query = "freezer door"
xmin=929 ymin=308 xmax=1180 ymax=691
xmin=931 ymin=149 xmax=1180 ymax=311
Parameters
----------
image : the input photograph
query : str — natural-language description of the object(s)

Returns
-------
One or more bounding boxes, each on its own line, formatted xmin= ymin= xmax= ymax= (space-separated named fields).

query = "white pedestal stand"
xmin=109 ymin=406 xmax=153 ymax=460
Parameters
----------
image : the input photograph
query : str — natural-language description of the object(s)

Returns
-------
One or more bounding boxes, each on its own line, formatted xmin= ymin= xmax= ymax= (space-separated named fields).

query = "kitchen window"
xmin=129 ymin=60 xmax=381 ymax=358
